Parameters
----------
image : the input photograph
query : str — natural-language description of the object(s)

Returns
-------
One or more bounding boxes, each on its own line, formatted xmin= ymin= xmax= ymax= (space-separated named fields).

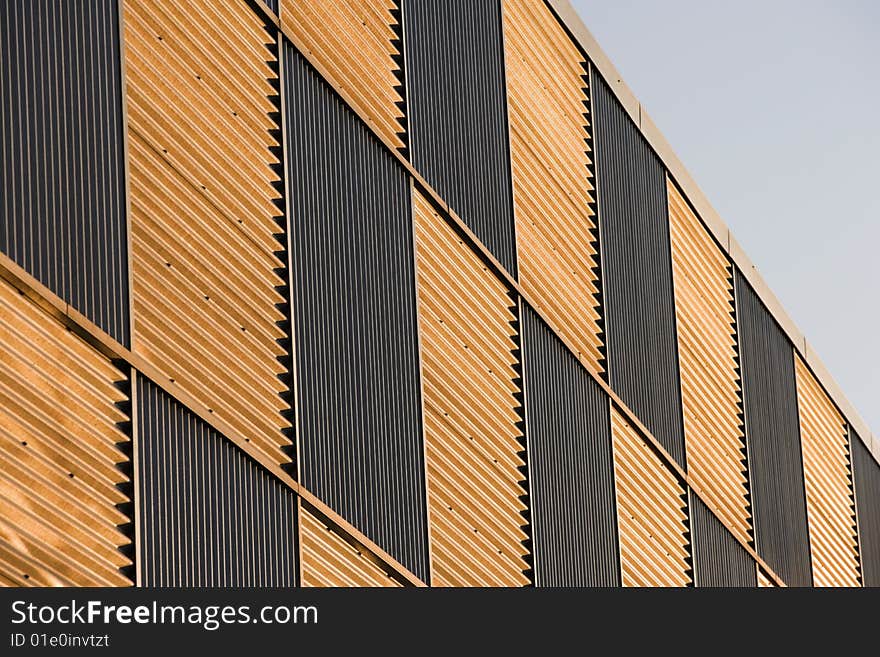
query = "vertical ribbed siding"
xmin=284 ymin=44 xmax=429 ymax=583
xmin=521 ymin=304 xmax=619 ymax=586
xmin=0 ymin=278 xmax=132 ymax=586
xmin=0 ymin=0 xmax=129 ymax=345
xmin=123 ymin=0 xmax=293 ymax=470
xmin=280 ymin=0 xmax=407 ymax=154
xmin=300 ymin=506 xmax=402 ymax=587
xmin=137 ymin=376 xmax=297 ymax=587
xmin=690 ymin=492 xmax=756 ymax=587
xmin=402 ymin=0 xmax=517 ymax=274
xmin=851 ymin=430 xmax=880 ymax=586
xmin=668 ymin=179 xmax=751 ymax=546
xmin=794 ymin=356 xmax=860 ymax=586
xmin=735 ymin=270 xmax=812 ymax=586
xmin=503 ymin=0 xmax=605 ymax=377
xmin=414 ymin=191 xmax=529 ymax=587
xmin=591 ymin=71 xmax=686 ymax=467
xmin=612 ymin=408 xmax=692 ymax=587
xmin=264 ymin=0 xmax=278 ymax=14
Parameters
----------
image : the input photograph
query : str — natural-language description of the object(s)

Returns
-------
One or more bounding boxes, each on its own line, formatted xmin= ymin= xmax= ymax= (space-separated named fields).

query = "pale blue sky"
xmin=571 ymin=0 xmax=879 ymax=432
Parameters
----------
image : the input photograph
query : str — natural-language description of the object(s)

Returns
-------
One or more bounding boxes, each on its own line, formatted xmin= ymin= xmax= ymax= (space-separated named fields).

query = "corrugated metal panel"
xmin=852 ymin=429 xmax=880 ymax=586
xmin=264 ymin=0 xmax=278 ymax=14
xmin=591 ymin=70 xmax=686 ymax=468
xmin=757 ymin=567 xmax=775 ymax=588
xmin=402 ymin=0 xmax=518 ymax=274
xmin=0 ymin=278 xmax=132 ymax=586
xmin=123 ymin=0 xmax=294 ymax=470
xmin=690 ymin=492 xmax=756 ymax=587
xmin=300 ymin=505 xmax=401 ymax=587
xmin=503 ymin=0 xmax=605 ymax=377
xmin=284 ymin=44 xmax=429 ymax=582
xmin=137 ymin=375 xmax=297 ymax=586
xmin=413 ymin=191 xmax=529 ymax=587
xmin=521 ymin=304 xmax=619 ymax=586
xmin=735 ymin=270 xmax=812 ymax=586
xmin=280 ymin=0 xmax=407 ymax=154
xmin=668 ymin=179 xmax=751 ymax=546
xmin=0 ymin=0 xmax=129 ymax=345
xmin=794 ymin=356 xmax=860 ymax=586
xmin=611 ymin=408 xmax=692 ymax=587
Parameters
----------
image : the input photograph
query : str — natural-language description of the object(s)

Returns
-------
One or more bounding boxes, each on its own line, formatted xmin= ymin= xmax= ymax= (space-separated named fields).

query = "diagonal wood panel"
xmin=0 ymin=278 xmax=131 ymax=586
xmin=503 ymin=0 xmax=605 ymax=376
xmin=668 ymin=178 xmax=751 ymax=547
xmin=414 ymin=191 xmax=530 ymax=587
xmin=612 ymin=408 xmax=692 ymax=587
xmin=123 ymin=0 xmax=292 ymax=468
xmin=300 ymin=506 xmax=402 ymax=587
xmin=795 ymin=356 xmax=860 ymax=586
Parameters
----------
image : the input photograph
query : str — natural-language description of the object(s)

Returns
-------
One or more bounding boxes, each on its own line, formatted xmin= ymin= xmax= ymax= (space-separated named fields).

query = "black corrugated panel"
xmin=590 ymin=69 xmax=686 ymax=467
xmin=0 ymin=0 xmax=129 ymax=346
xmin=521 ymin=303 xmax=619 ymax=586
xmin=852 ymin=428 xmax=880 ymax=586
xmin=735 ymin=270 xmax=812 ymax=586
xmin=263 ymin=0 xmax=278 ymax=15
xmin=690 ymin=491 xmax=756 ymax=587
xmin=283 ymin=43 xmax=430 ymax=583
xmin=402 ymin=0 xmax=517 ymax=275
xmin=137 ymin=375 xmax=298 ymax=587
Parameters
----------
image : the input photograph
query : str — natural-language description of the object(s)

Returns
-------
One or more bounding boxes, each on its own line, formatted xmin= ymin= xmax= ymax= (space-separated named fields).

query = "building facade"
xmin=1 ymin=0 xmax=877 ymax=587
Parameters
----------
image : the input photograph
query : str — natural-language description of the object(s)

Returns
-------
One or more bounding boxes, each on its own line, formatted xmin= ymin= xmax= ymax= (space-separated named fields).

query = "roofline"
xmin=547 ymin=0 xmax=878 ymax=464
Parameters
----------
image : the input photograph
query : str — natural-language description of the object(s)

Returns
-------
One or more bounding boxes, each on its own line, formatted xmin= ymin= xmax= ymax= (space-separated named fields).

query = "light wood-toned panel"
xmin=300 ymin=506 xmax=401 ymax=587
xmin=123 ymin=0 xmax=292 ymax=467
xmin=281 ymin=0 xmax=405 ymax=151
xmin=612 ymin=408 xmax=692 ymax=587
xmin=795 ymin=356 xmax=860 ymax=586
xmin=0 ymin=278 xmax=131 ymax=587
xmin=668 ymin=179 xmax=751 ymax=546
xmin=414 ymin=191 xmax=529 ymax=587
xmin=503 ymin=0 xmax=605 ymax=375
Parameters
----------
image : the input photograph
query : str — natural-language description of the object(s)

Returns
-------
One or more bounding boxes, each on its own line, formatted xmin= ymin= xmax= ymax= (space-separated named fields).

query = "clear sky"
xmin=571 ymin=0 xmax=879 ymax=433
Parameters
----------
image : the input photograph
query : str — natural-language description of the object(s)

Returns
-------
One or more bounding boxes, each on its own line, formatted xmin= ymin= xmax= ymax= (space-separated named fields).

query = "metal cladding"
xmin=794 ymin=356 xmax=860 ymax=586
xmin=299 ymin=506 xmax=402 ymax=587
xmin=735 ymin=270 xmax=812 ymax=586
xmin=612 ymin=408 xmax=693 ymax=587
xmin=283 ymin=44 xmax=430 ymax=582
xmin=591 ymin=71 xmax=686 ymax=468
xmin=852 ymin=429 xmax=880 ymax=586
xmin=668 ymin=179 xmax=751 ymax=547
xmin=413 ymin=191 xmax=529 ymax=587
xmin=521 ymin=304 xmax=619 ymax=586
xmin=280 ymin=0 xmax=408 ymax=154
xmin=503 ymin=0 xmax=606 ymax=377
xmin=0 ymin=278 xmax=132 ymax=586
xmin=402 ymin=0 xmax=518 ymax=275
xmin=0 ymin=0 xmax=130 ymax=345
xmin=690 ymin=492 xmax=756 ymax=587
xmin=123 ymin=0 xmax=294 ymax=469
xmin=136 ymin=375 xmax=298 ymax=587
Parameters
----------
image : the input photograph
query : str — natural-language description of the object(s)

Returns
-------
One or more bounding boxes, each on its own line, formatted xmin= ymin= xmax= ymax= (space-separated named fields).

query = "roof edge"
xmin=546 ymin=0 xmax=878 ymax=465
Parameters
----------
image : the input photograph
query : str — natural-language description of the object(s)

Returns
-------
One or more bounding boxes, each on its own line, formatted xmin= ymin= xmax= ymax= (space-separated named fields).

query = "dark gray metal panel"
xmin=263 ymin=0 xmax=278 ymax=15
xmin=690 ymin=491 xmax=756 ymax=587
xmin=852 ymin=429 xmax=880 ymax=586
xmin=137 ymin=375 xmax=298 ymax=587
xmin=401 ymin=0 xmax=517 ymax=275
xmin=735 ymin=270 xmax=812 ymax=586
xmin=283 ymin=43 xmax=430 ymax=582
xmin=0 ymin=0 xmax=129 ymax=346
xmin=590 ymin=69 xmax=686 ymax=468
xmin=521 ymin=303 xmax=619 ymax=587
